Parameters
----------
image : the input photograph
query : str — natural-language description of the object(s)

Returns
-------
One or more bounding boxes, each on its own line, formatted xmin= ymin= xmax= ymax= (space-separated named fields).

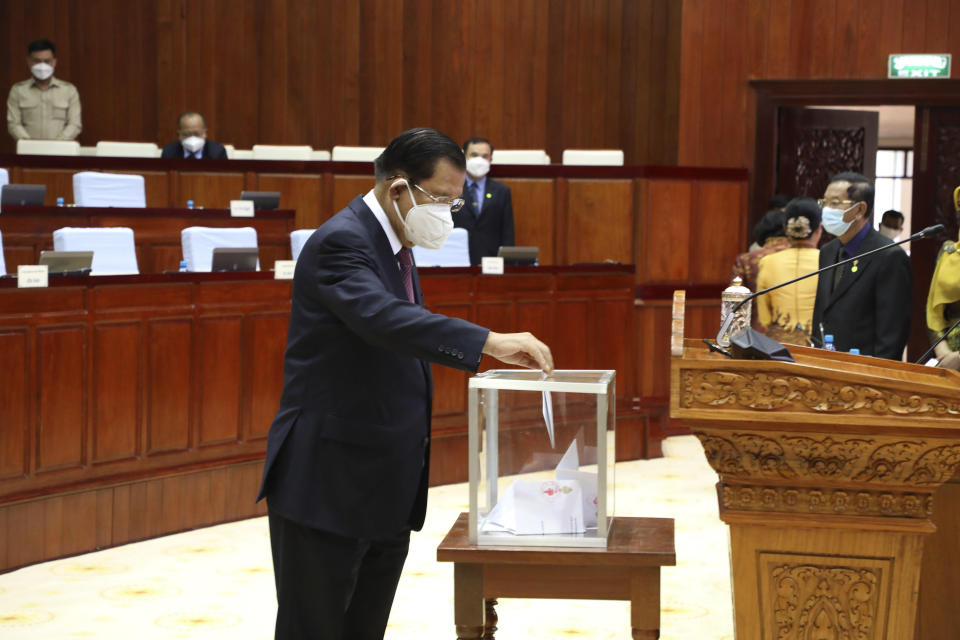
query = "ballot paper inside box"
xmin=467 ymin=370 xmax=615 ymax=548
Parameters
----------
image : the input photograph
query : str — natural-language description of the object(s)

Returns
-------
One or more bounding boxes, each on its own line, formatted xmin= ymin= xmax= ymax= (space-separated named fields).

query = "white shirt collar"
xmin=363 ymin=189 xmax=403 ymax=256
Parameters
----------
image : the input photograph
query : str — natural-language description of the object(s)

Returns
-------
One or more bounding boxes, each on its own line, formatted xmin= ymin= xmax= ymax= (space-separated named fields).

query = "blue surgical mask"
xmin=822 ymin=204 xmax=856 ymax=237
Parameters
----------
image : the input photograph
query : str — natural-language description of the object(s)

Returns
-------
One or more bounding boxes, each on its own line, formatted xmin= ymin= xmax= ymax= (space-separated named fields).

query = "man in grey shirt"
xmin=7 ymin=39 xmax=82 ymax=141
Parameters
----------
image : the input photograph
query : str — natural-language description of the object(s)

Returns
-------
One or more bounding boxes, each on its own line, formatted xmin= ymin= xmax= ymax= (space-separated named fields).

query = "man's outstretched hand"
xmin=482 ymin=331 xmax=554 ymax=374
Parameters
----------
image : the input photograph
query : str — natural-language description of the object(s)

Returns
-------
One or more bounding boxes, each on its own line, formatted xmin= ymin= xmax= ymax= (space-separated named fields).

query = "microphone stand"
xmin=715 ymin=224 xmax=946 ymax=346
xmin=915 ymin=317 xmax=960 ymax=365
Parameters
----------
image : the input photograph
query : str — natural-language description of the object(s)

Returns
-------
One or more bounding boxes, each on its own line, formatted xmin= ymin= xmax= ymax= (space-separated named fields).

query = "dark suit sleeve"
xmin=206 ymin=141 xmax=228 ymax=159
xmin=872 ymin=247 xmax=912 ymax=360
xmin=500 ymin=186 xmax=515 ymax=248
xmin=160 ymin=141 xmax=179 ymax=159
xmin=312 ymin=227 xmax=489 ymax=371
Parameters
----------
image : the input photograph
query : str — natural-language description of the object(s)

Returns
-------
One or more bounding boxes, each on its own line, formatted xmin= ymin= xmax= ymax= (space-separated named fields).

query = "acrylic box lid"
xmin=469 ymin=369 xmax=614 ymax=393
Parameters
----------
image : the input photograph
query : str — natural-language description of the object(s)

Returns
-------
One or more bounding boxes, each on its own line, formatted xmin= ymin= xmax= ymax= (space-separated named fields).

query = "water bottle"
xmin=823 ymin=334 xmax=836 ymax=351
xmin=849 ymin=348 xmax=860 ymax=355
xmin=178 ymin=260 xmax=188 ymax=272
xmin=186 ymin=199 xmax=194 ymax=209
xmin=56 ymin=197 xmax=64 ymax=207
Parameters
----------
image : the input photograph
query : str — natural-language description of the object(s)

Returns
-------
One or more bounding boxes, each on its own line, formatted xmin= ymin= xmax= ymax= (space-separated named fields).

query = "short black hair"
xmin=828 ymin=171 xmax=875 ymax=218
xmin=463 ymin=137 xmax=494 ymax=155
xmin=27 ymin=39 xmax=56 ymax=56
xmin=881 ymin=209 xmax=904 ymax=225
xmin=374 ymin=128 xmax=465 ymax=183
xmin=753 ymin=208 xmax=787 ymax=246
xmin=783 ymin=197 xmax=821 ymax=240
xmin=768 ymin=193 xmax=791 ymax=210
xmin=177 ymin=111 xmax=206 ymax=129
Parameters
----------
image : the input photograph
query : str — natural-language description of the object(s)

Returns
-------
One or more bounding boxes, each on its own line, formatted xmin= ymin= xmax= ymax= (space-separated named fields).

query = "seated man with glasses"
xmin=811 ymin=171 xmax=912 ymax=359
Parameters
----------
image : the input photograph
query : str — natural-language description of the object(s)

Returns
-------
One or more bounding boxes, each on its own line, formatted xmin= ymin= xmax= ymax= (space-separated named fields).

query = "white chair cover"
xmin=310 ymin=150 xmax=331 ymax=161
xmin=181 ymin=226 xmax=259 ymax=272
xmin=0 ymin=169 xmax=8 ymax=188
xmin=230 ymin=149 xmax=254 ymax=159
xmin=16 ymin=140 xmax=80 ymax=156
xmin=52 ymin=227 xmax=139 ymax=275
xmin=78 ymin=146 xmax=98 ymax=156
xmin=491 ymin=149 xmax=550 ymax=165
xmin=95 ymin=141 xmax=160 ymax=158
xmin=331 ymin=146 xmax=384 ymax=162
xmin=412 ymin=228 xmax=470 ymax=267
xmin=290 ymin=229 xmax=315 ymax=261
xmin=73 ymin=172 xmax=146 ymax=208
xmin=252 ymin=145 xmax=313 ymax=160
xmin=561 ymin=149 xmax=625 ymax=166
xmin=222 ymin=144 xmax=236 ymax=159
xmin=0 ymin=230 xmax=6 ymax=276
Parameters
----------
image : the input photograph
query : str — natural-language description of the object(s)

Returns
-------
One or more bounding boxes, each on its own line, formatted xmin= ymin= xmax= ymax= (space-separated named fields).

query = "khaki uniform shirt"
xmin=6 ymin=77 xmax=82 ymax=141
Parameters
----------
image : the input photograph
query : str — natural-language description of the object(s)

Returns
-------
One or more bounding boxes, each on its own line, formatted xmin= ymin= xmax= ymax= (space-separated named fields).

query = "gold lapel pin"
xmin=851 ymin=259 xmax=859 ymax=273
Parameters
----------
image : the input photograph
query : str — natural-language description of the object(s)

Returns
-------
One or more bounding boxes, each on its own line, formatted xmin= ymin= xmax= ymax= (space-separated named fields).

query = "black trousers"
xmin=268 ymin=506 xmax=411 ymax=640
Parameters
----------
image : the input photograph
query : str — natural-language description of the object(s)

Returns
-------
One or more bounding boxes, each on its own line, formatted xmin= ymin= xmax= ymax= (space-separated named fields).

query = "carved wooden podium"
xmin=670 ymin=339 xmax=960 ymax=640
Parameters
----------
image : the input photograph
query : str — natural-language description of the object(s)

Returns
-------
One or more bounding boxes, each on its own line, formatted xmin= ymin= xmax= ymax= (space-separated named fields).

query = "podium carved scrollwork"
xmin=771 ymin=564 xmax=878 ymax=640
xmin=681 ymin=371 xmax=960 ymax=416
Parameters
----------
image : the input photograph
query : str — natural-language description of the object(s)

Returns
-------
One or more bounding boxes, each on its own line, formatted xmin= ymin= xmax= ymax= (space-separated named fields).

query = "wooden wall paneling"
xmin=0 ymin=507 xmax=7 ymax=570
xmin=114 ymin=170 xmax=169 ymax=208
xmin=595 ymin=298 xmax=635 ymax=396
xmin=111 ymin=483 xmax=131 ymax=544
xmin=43 ymin=495 xmax=64 ymax=559
xmin=833 ymin=0 xmax=860 ymax=78
xmin=901 ymin=0 xmax=929 ymax=51
xmin=91 ymin=322 xmax=141 ymax=464
xmin=332 ymin=175 xmax=376 ymax=215
xmin=808 ymin=0 xmax=837 ymax=78
xmin=499 ymin=178 xmax=556 ymax=264
xmin=245 ymin=311 xmax=289 ymax=441
xmin=358 ymin=0 xmax=403 ymax=146
xmin=177 ymin=172 xmax=244 ymax=210
xmin=677 ymin=0 xmax=705 ymax=166
xmin=36 ymin=325 xmax=86 ymax=473
xmin=155 ymin=0 xmax=188 ymax=145
xmin=60 ymin=491 xmax=98 ymax=556
xmin=19 ymin=169 xmax=77 ymax=205
xmin=96 ymin=487 xmax=113 ymax=550
xmin=196 ymin=316 xmax=243 ymax=446
xmin=556 ymin=299 xmax=591 ymax=369
xmin=764 ymin=1 xmax=792 ymax=77
xmin=639 ymin=179 xmax=693 ymax=282
xmin=6 ymin=502 xmax=45 ymax=568
xmin=146 ymin=318 xmax=192 ymax=455
xmin=256 ymin=174 xmax=324 ymax=230
xmin=718 ymin=0 xmax=748 ymax=168
xmin=565 ymin=179 xmax=633 ymax=265
xmin=0 ymin=330 xmax=29 ymax=480
xmin=692 ymin=181 xmax=747 ymax=281
xmin=322 ymin=0 xmax=361 ymax=149
xmin=160 ymin=474 xmax=184 ymax=533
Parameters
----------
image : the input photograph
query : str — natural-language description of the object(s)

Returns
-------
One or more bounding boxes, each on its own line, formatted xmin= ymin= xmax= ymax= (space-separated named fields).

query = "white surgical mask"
xmin=31 ymin=62 xmax=54 ymax=81
xmin=466 ymin=156 xmax=490 ymax=178
xmin=390 ymin=180 xmax=454 ymax=249
xmin=822 ymin=204 xmax=857 ymax=237
xmin=878 ymin=224 xmax=901 ymax=240
xmin=182 ymin=136 xmax=205 ymax=154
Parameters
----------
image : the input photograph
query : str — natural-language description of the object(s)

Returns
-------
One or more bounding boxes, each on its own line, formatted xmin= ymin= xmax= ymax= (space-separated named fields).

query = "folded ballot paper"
xmin=481 ymin=439 xmax=599 ymax=535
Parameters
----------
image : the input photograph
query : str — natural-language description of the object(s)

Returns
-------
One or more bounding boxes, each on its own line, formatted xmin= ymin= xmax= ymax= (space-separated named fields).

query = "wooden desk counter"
xmin=0 ymin=205 xmax=295 ymax=273
xmin=437 ymin=513 xmax=676 ymax=639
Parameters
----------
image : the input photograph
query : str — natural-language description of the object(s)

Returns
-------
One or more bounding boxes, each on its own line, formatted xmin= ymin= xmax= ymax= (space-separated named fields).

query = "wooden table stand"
xmin=437 ymin=513 xmax=676 ymax=639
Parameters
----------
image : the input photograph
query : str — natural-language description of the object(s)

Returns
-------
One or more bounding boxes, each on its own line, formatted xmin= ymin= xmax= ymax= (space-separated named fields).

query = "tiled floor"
xmin=0 ymin=436 xmax=733 ymax=639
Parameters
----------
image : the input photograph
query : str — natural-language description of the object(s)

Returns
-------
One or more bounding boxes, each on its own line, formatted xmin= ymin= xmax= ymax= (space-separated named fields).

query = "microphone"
xmin=714 ymin=223 xmax=946 ymax=359
xmin=914 ymin=317 xmax=960 ymax=365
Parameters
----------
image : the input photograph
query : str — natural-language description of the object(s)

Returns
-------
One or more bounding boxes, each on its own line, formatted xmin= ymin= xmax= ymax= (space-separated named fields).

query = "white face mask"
xmin=390 ymin=180 xmax=454 ymax=249
xmin=466 ymin=156 xmax=490 ymax=178
xmin=821 ymin=204 xmax=857 ymax=237
xmin=31 ymin=62 xmax=54 ymax=81
xmin=182 ymin=136 xmax=205 ymax=153
xmin=878 ymin=224 xmax=901 ymax=240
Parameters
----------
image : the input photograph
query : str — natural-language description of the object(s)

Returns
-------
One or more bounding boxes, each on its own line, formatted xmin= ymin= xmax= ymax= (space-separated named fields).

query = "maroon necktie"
xmin=397 ymin=247 xmax=415 ymax=303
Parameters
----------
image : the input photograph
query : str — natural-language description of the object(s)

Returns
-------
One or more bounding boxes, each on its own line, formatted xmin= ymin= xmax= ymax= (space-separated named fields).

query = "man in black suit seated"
xmin=160 ymin=111 xmax=228 ymax=160
xmin=811 ymin=171 xmax=912 ymax=359
xmin=453 ymin=137 xmax=515 ymax=265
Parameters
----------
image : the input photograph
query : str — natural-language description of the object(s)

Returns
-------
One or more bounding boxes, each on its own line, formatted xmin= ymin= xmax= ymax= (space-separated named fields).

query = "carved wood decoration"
xmin=794 ymin=127 xmax=866 ymax=198
xmin=670 ymin=339 xmax=960 ymax=640
xmin=933 ymin=123 xmax=960 ymax=239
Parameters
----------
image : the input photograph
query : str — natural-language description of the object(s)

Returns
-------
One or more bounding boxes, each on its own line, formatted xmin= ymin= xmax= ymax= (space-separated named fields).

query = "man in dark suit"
xmin=257 ymin=128 xmax=553 ymax=640
xmin=160 ymin=111 xmax=228 ymax=159
xmin=452 ymin=137 xmax=515 ymax=265
xmin=811 ymin=172 xmax=912 ymax=359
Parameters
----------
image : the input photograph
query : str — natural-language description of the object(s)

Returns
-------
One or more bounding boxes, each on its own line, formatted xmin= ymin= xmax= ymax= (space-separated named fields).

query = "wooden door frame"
xmin=750 ymin=78 xmax=960 ymax=225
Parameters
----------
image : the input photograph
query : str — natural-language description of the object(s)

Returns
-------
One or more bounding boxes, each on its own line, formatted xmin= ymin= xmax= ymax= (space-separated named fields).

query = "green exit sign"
xmin=888 ymin=54 xmax=951 ymax=78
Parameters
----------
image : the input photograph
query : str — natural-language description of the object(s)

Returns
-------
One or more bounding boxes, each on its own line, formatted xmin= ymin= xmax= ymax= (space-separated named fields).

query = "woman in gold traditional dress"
xmin=925 ymin=186 xmax=960 ymax=370
xmin=755 ymin=198 xmax=822 ymax=346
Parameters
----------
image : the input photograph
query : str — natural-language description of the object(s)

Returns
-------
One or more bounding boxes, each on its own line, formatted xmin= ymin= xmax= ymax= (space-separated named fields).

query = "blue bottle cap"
xmin=849 ymin=348 xmax=860 ymax=355
xmin=824 ymin=334 xmax=834 ymax=342
xmin=186 ymin=200 xmax=194 ymax=208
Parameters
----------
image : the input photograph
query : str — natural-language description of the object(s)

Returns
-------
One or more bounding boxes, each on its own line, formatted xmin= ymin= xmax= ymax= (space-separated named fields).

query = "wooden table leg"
xmin=454 ymin=563 xmax=485 ymax=639
xmin=630 ymin=567 xmax=661 ymax=640
xmin=483 ymin=598 xmax=498 ymax=640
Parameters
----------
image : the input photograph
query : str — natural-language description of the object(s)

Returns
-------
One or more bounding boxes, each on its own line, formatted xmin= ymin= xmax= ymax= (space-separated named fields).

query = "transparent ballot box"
xmin=467 ymin=370 xmax=615 ymax=547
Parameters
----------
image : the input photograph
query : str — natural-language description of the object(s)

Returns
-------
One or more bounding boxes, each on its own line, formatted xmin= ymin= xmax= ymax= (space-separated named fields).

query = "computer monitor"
xmin=211 ymin=247 xmax=259 ymax=272
xmin=38 ymin=250 xmax=94 ymax=275
xmin=1 ymin=184 xmax=46 ymax=207
xmin=240 ymin=191 xmax=281 ymax=210
xmin=497 ymin=246 xmax=539 ymax=266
